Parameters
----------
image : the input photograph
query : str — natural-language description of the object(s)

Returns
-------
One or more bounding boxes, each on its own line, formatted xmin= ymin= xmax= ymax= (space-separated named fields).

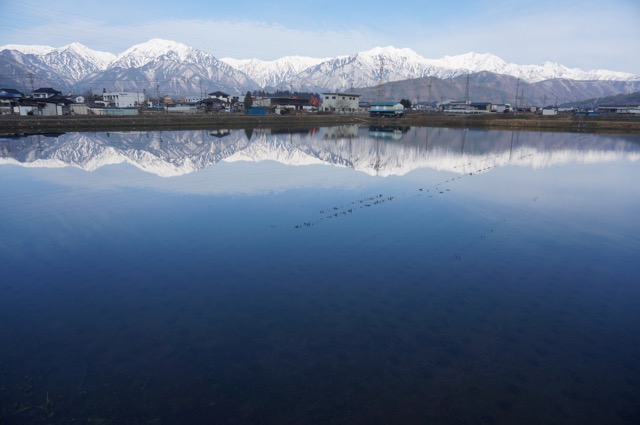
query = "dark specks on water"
xmin=1 ymin=126 xmax=639 ymax=424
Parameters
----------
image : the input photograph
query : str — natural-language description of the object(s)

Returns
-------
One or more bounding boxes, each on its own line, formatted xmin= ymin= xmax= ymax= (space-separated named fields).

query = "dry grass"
xmin=1 ymin=112 xmax=639 ymax=135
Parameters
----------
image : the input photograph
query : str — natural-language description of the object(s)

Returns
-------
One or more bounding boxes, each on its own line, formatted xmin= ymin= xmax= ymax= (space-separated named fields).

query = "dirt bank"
xmin=1 ymin=112 xmax=640 ymax=135
xmin=402 ymin=112 xmax=640 ymax=134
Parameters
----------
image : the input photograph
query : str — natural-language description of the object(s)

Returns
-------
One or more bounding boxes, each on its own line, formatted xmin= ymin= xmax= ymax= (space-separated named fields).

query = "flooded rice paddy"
xmin=1 ymin=126 xmax=639 ymax=424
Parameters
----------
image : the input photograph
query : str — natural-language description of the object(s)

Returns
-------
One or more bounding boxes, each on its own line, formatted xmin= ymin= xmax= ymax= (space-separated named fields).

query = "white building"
xmin=321 ymin=93 xmax=361 ymax=113
xmin=492 ymin=103 xmax=511 ymax=113
xmin=102 ymin=92 xmax=146 ymax=108
xmin=32 ymin=87 xmax=61 ymax=99
xmin=208 ymin=91 xmax=231 ymax=103
xmin=183 ymin=97 xmax=204 ymax=104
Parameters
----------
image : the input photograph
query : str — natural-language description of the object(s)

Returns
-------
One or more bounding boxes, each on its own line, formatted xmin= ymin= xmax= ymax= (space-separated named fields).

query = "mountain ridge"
xmin=1 ymin=39 xmax=639 ymax=103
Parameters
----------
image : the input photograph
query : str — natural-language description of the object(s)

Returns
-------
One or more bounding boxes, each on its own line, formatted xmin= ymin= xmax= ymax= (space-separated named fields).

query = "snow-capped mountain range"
xmin=1 ymin=38 xmax=638 ymax=99
xmin=220 ymin=56 xmax=330 ymax=89
xmin=1 ymin=128 xmax=638 ymax=180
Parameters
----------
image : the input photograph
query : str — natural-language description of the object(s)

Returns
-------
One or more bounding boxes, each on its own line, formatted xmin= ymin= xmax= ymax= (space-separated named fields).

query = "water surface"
xmin=1 ymin=126 xmax=639 ymax=424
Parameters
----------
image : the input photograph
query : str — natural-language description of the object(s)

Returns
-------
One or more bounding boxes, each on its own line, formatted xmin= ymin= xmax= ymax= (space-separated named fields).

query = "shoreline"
xmin=1 ymin=112 xmax=640 ymax=135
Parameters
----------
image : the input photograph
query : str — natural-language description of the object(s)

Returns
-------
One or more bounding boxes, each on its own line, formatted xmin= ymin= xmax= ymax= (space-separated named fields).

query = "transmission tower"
xmin=465 ymin=73 xmax=470 ymax=103
xmin=27 ymin=72 xmax=35 ymax=94
xmin=377 ymin=55 xmax=385 ymax=101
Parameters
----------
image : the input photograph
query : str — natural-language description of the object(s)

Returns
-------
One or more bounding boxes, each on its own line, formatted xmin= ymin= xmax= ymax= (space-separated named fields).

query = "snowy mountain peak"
xmin=222 ymin=55 xmax=327 ymax=70
xmin=112 ymin=38 xmax=202 ymax=69
xmin=56 ymin=42 xmax=116 ymax=69
xmin=361 ymin=46 xmax=422 ymax=58
xmin=221 ymin=55 xmax=328 ymax=88
xmin=1 ymin=38 xmax=638 ymax=98
xmin=0 ymin=44 xmax=55 ymax=55
xmin=429 ymin=52 xmax=507 ymax=72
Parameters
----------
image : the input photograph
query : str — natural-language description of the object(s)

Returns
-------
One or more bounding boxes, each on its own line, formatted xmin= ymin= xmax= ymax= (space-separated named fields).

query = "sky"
xmin=1 ymin=0 xmax=639 ymax=74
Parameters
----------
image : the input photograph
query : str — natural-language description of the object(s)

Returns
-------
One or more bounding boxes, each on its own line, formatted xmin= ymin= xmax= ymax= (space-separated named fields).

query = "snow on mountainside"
xmin=42 ymin=43 xmax=116 ymax=81
xmin=290 ymin=46 xmax=437 ymax=92
xmin=1 ymin=44 xmax=57 ymax=56
xmin=0 ymin=42 xmax=116 ymax=85
xmin=1 ymin=39 xmax=638 ymax=96
xmin=110 ymin=39 xmax=208 ymax=69
xmin=221 ymin=56 xmax=328 ymax=89
xmin=300 ymin=47 xmax=638 ymax=89
xmin=56 ymin=43 xmax=116 ymax=69
xmin=0 ymin=49 xmax=74 ymax=92
xmin=1 ymin=42 xmax=115 ymax=70
xmin=77 ymin=38 xmax=258 ymax=94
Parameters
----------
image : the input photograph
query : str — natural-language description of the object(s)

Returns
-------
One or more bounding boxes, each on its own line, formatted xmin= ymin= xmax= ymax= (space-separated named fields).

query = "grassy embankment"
xmin=1 ymin=112 xmax=640 ymax=134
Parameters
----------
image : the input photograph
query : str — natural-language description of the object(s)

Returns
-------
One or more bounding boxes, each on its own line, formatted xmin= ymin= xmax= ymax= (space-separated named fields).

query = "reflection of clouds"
xmin=1 ymin=128 xmax=639 ymax=181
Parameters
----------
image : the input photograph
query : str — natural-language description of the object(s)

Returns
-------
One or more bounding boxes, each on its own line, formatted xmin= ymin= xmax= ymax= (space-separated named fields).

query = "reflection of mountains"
xmin=1 ymin=126 xmax=638 ymax=177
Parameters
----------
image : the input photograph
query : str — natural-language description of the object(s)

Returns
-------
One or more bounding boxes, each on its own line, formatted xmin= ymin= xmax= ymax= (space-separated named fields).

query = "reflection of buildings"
xmin=210 ymin=129 xmax=231 ymax=138
xmin=368 ymin=126 xmax=410 ymax=140
xmin=269 ymin=128 xmax=318 ymax=135
xmin=321 ymin=125 xmax=359 ymax=139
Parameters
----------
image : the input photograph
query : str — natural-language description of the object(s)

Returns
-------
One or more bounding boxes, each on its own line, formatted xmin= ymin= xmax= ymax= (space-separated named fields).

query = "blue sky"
xmin=1 ymin=0 xmax=639 ymax=74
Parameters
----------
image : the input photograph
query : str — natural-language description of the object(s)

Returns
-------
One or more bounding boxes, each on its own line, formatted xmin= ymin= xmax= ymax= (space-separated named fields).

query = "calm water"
xmin=1 ymin=126 xmax=639 ymax=424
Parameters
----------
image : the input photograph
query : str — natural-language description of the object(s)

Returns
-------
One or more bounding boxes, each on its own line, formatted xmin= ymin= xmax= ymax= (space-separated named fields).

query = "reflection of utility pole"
xmin=509 ymin=131 xmax=515 ymax=161
xmin=461 ymin=128 xmax=467 ymax=155
xmin=374 ymin=139 xmax=380 ymax=176
xmin=425 ymin=127 xmax=430 ymax=155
